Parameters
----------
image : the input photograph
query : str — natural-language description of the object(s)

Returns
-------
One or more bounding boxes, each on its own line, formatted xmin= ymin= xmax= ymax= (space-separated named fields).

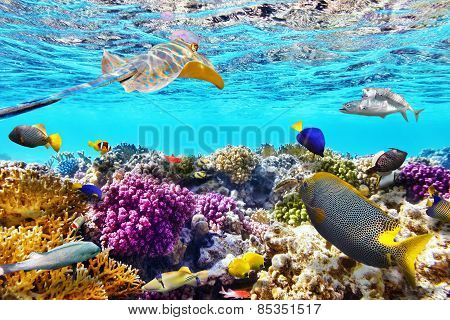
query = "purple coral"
xmin=398 ymin=162 xmax=450 ymax=202
xmin=242 ymin=216 xmax=269 ymax=240
xmin=194 ymin=193 xmax=237 ymax=231
xmin=89 ymin=173 xmax=195 ymax=257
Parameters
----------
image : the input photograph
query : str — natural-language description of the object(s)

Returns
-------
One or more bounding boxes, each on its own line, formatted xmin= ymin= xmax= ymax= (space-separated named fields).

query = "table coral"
xmin=0 ymin=164 xmax=87 ymax=227
xmin=89 ymin=173 xmax=195 ymax=257
xmin=212 ymin=146 xmax=258 ymax=184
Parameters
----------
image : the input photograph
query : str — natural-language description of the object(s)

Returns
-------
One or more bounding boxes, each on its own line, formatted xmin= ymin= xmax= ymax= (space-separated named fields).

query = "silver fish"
xmin=0 ymin=241 xmax=100 ymax=275
xmin=340 ymin=88 xmax=424 ymax=122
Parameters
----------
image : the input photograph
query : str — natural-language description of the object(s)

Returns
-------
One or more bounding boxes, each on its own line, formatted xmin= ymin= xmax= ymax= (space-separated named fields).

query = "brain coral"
xmin=89 ymin=173 xmax=195 ymax=257
xmin=213 ymin=146 xmax=258 ymax=184
xmin=0 ymin=164 xmax=87 ymax=227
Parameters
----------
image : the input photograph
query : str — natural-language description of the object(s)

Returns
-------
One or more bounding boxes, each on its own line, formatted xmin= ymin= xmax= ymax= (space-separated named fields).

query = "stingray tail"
xmin=0 ymin=65 xmax=137 ymax=120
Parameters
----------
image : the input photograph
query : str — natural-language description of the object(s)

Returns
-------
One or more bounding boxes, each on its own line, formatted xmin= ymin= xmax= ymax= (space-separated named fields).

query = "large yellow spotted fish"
xmin=299 ymin=172 xmax=432 ymax=286
xmin=0 ymin=39 xmax=224 ymax=119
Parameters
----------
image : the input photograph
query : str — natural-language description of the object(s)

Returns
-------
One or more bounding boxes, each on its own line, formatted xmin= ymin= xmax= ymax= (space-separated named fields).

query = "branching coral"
xmin=398 ymin=162 xmax=450 ymax=202
xmin=212 ymin=146 xmax=258 ymax=184
xmin=89 ymin=173 xmax=195 ymax=257
xmin=0 ymin=215 xmax=142 ymax=300
xmin=273 ymin=193 xmax=309 ymax=226
xmin=0 ymin=165 xmax=87 ymax=227
xmin=194 ymin=193 xmax=238 ymax=231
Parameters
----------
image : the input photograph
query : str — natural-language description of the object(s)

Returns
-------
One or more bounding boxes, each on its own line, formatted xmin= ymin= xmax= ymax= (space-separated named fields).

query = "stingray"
xmin=0 ymin=39 xmax=224 ymax=119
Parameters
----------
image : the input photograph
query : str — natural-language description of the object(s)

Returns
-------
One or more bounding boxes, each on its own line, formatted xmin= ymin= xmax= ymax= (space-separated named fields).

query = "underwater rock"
xmin=198 ymin=234 xmax=249 ymax=269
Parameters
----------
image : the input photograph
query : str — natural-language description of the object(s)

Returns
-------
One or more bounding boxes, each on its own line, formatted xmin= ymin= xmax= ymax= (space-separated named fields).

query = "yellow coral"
xmin=88 ymin=251 xmax=143 ymax=299
xmin=213 ymin=146 xmax=257 ymax=184
xmin=0 ymin=213 xmax=142 ymax=300
xmin=0 ymin=166 xmax=87 ymax=226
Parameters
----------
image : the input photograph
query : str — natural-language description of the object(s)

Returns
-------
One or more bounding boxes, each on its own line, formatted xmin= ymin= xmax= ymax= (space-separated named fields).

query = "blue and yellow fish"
xmin=426 ymin=187 xmax=450 ymax=223
xmin=299 ymin=172 xmax=432 ymax=286
xmin=73 ymin=183 xmax=102 ymax=199
xmin=291 ymin=121 xmax=325 ymax=157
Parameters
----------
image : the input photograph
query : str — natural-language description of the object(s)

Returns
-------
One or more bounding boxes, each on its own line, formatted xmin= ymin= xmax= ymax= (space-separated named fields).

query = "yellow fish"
xmin=88 ymin=140 xmax=111 ymax=155
xmin=228 ymin=258 xmax=250 ymax=278
xmin=299 ymin=172 xmax=432 ymax=286
xmin=193 ymin=171 xmax=207 ymax=179
xmin=242 ymin=252 xmax=264 ymax=270
xmin=426 ymin=186 xmax=450 ymax=223
xmin=142 ymin=267 xmax=208 ymax=293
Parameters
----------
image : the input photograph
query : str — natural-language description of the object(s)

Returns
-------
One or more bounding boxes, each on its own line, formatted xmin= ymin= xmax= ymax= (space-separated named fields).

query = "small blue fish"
xmin=73 ymin=183 xmax=102 ymax=199
xmin=291 ymin=121 xmax=325 ymax=157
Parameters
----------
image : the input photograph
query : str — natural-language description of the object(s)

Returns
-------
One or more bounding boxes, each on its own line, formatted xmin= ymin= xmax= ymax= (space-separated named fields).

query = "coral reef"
xmin=1 ymin=143 xmax=449 ymax=300
xmin=419 ymin=147 xmax=450 ymax=169
xmin=0 ymin=164 xmax=87 ymax=227
xmin=194 ymin=193 xmax=239 ymax=231
xmin=273 ymin=193 xmax=309 ymax=227
xmin=89 ymin=173 xmax=195 ymax=257
xmin=212 ymin=146 xmax=258 ymax=184
xmin=0 ymin=215 xmax=142 ymax=300
xmin=398 ymin=162 xmax=450 ymax=202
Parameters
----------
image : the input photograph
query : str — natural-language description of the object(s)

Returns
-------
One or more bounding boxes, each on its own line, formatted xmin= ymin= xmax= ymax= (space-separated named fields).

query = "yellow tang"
xmin=228 ymin=258 xmax=250 ymax=278
xmin=242 ymin=252 xmax=264 ymax=270
xmin=299 ymin=172 xmax=432 ymax=286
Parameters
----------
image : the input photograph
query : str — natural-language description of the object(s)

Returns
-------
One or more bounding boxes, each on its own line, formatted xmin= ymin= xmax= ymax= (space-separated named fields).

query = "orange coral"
xmin=0 ymin=166 xmax=87 ymax=226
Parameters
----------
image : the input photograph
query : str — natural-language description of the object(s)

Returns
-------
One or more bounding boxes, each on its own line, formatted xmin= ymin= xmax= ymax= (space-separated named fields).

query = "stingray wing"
xmin=119 ymin=40 xmax=224 ymax=93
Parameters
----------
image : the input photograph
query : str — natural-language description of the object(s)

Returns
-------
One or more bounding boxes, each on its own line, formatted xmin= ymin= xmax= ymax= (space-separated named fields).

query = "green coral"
xmin=258 ymin=144 xmax=277 ymax=158
xmin=213 ymin=146 xmax=258 ymax=184
xmin=316 ymin=154 xmax=359 ymax=187
xmin=273 ymin=193 xmax=309 ymax=226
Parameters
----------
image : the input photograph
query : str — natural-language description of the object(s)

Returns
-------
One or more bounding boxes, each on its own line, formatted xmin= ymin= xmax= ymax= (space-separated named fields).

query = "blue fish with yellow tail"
xmin=73 ymin=183 xmax=102 ymax=199
xmin=291 ymin=121 xmax=325 ymax=157
xmin=299 ymin=172 xmax=432 ymax=286
xmin=0 ymin=39 xmax=224 ymax=119
xmin=426 ymin=187 xmax=450 ymax=223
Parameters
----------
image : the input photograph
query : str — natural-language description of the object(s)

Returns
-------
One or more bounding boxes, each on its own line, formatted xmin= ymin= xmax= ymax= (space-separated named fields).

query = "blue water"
xmin=0 ymin=0 xmax=448 ymax=163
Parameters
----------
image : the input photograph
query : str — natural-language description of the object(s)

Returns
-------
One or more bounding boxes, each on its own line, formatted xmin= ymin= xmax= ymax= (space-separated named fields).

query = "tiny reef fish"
xmin=219 ymin=286 xmax=251 ymax=299
xmin=291 ymin=120 xmax=325 ymax=157
xmin=88 ymin=140 xmax=111 ymax=154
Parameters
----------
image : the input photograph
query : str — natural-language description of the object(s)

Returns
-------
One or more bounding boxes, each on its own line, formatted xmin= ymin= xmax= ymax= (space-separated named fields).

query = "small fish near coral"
xmin=8 ymin=124 xmax=61 ymax=152
xmin=426 ymin=186 xmax=450 ymax=223
xmin=291 ymin=120 xmax=325 ymax=157
xmin=220 ymin=286 xmax=251 ymax=299
xmin=73 ymin=183 xmax=102 ymax=199
xmin=228 ymin=252 xmax=264 ymax=278
xmin=227 ymin=257 xmax=251 ymax=278
xmin=193 ymin=171 xmax=208 ymax=179
xmin=71 ymin=215 xmax=86 ymax=231
xmin=366 ymin=148 xmax=408 ymax=175
xmin=88 ymin=140 xmax=111 ymax=155
xmin=0 ymin=241 xmax=100 ymax=275
xmin=340 ymin=88 xmax=424 ymax=122
xmin=142 ymin=267 xmax=208 ymax=293
xmin=299 ymin=172 xmax=432 ymax=286
xmin=0 ymin=39 xmax=224 ymax=119
xmin=165 ymin=154 xmax=183 ymax=164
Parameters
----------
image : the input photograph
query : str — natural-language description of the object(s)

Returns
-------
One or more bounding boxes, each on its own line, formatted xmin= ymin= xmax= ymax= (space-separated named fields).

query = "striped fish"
xmin=366 ymin=148 xmax=407 ymax=174
xmin=427 ymin=187 xmax=450 ymax=223
xmin=0 ymin=39 xmax=224 ymax=119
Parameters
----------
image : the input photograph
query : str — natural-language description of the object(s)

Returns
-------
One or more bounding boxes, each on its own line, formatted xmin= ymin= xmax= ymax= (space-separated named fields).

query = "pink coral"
xmin=89 ymin=173 xmax=195 ymax=257
xmin=194 ymin=193 xmax=237 ymax=230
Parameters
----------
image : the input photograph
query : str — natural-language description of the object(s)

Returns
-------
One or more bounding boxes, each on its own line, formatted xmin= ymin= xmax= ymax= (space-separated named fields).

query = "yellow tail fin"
xmin=48 ymin=133 xmax=62 ymax=152
xmin=395 ymin=233 xmax=432 ymax=286
xmin=291 ymin=121 xmax=303 ymax=132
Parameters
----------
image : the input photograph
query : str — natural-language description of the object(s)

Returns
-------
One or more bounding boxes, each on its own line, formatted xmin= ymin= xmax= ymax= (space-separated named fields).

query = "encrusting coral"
xmin=89 ymin=173 xmax=195 ymax=257
xmin=0 ymin=165 xmax=87 ymax=227
xmin=212 ymin=145 xmax=258 ymax=184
